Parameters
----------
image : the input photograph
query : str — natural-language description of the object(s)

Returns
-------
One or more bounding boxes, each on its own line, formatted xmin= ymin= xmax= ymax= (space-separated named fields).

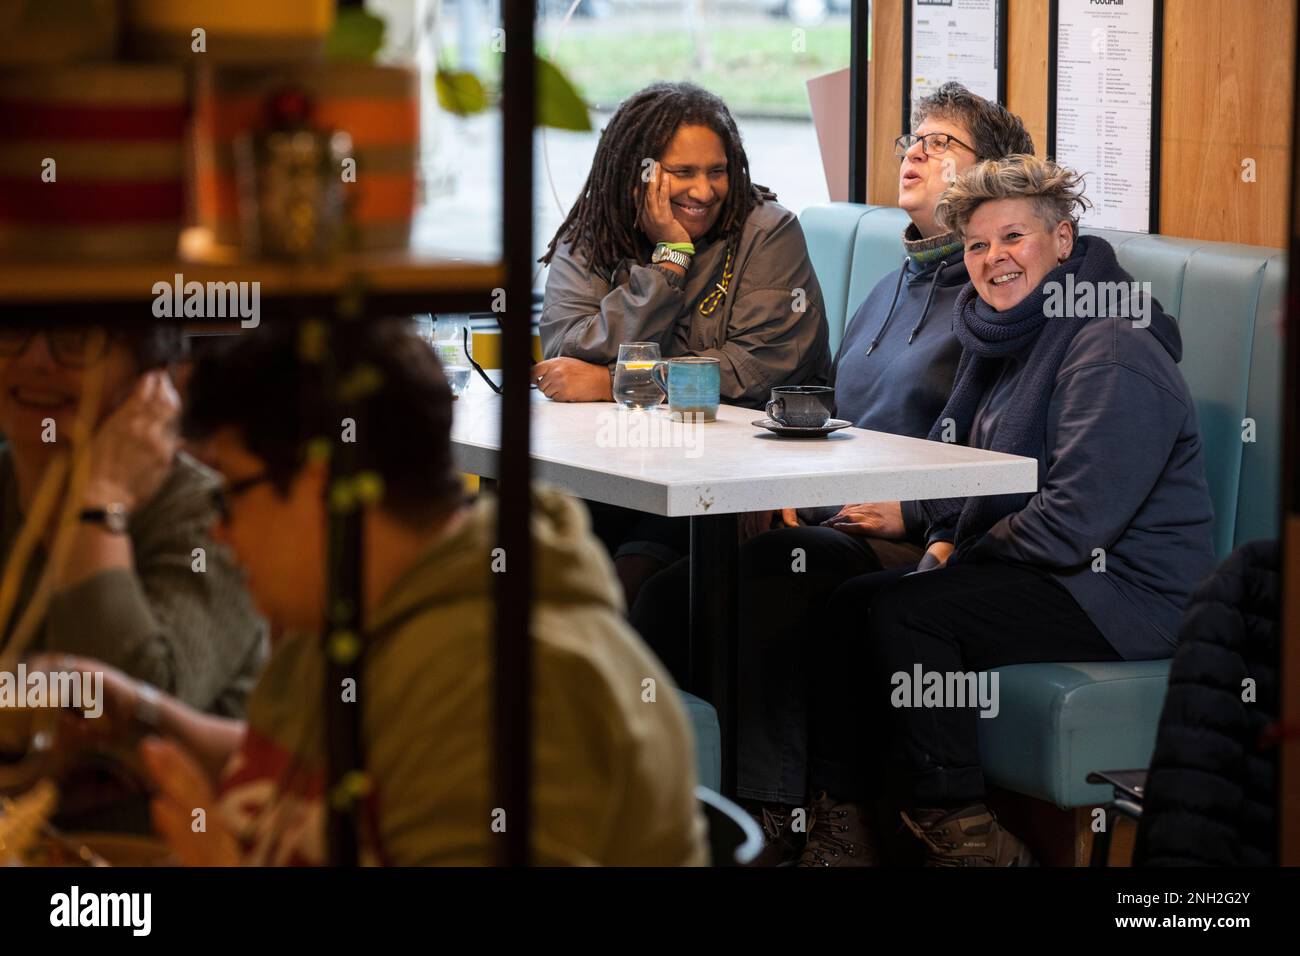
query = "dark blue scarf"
xmin=918 ymin=235 xmax=1131 ymax=557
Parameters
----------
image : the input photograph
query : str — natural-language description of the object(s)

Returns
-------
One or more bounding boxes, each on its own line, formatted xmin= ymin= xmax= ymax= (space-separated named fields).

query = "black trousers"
xmin=585 ymin=500 xmax=690 ymax=565
xmin=631 ymin=524 xmax=921 ymax=804
xmin=808 ymin=560 xmax=1122 ymax=810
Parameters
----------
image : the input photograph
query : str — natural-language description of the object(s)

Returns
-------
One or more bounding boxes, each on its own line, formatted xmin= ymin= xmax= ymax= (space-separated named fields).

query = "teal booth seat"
xmin=680 ymin=690 xmax=722 ymax=791
xmin=799 ymin=203 xmax=1286 ymax=808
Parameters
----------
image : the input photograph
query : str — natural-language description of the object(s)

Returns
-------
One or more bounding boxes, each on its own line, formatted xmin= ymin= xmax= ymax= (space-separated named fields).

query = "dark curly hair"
xmin=913 ymin=82 xmax=1035 ymax=161
xmin=126 ymin=324 xmax=185 ymax=370
xmin=540 ymin=82 xmax=763 ymax=275
xmin=183 ymin=318 xmax=462 ymax=525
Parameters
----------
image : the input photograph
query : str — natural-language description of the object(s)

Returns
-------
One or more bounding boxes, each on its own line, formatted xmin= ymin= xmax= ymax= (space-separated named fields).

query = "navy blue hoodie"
xmin=833 ymin=244 xmax=966 ymax=437
xmin=960 ymin=273 xmax=1217 ymax=660
xmin=830 ymin=230 xmax=967 ymax=533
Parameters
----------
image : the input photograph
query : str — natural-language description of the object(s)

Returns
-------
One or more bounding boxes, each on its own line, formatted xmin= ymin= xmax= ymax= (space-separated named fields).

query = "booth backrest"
xmin=799 ymin=203 xmax=1287 ymax=558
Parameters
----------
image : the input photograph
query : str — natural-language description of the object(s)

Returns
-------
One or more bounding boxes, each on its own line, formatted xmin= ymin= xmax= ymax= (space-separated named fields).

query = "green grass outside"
xmin=549 ymin=25 xmax=852 ymax=116
xmin=471 ymin=23 xmax=854 ymax=118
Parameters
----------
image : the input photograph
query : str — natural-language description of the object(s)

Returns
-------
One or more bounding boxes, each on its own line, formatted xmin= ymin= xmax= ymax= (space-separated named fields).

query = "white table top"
xmin=450 ymin=378 xmax=1038 ymax=517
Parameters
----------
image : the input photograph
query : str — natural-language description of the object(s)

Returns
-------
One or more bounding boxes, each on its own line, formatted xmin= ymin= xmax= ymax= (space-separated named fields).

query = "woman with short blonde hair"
xmin=801 ymin=154 xmax=1217 ymax=867
xmin=935 ymin=152 xmax=1089 ymax=241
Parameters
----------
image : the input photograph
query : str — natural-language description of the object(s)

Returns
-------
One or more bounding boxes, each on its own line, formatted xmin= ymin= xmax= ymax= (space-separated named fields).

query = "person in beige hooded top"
xmin=44 ymin=319 xmax=706 ymax=866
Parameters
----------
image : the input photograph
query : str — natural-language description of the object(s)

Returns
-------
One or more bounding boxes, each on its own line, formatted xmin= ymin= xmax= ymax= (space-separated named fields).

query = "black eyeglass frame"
xmin=893 ymin=132 xmax=979 ymax=160
xmin=0 ymin=328 xmax=115 ymax=369
xmin=462 ymin=323 xmax=539 ymax=395
xmin=210 ymin=471 xmax=275 ymax=522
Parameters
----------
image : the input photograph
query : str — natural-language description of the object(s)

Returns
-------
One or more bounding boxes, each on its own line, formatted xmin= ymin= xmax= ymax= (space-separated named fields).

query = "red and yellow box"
xmin=0 ymin=65 xmax=188 ymax=261
xmin=192 ymin=63 xmax=420 ymax=252
xmin=124 ymin=0 xmax=335 ymax=63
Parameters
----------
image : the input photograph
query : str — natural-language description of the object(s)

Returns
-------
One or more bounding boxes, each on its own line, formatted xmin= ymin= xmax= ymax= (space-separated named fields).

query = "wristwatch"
xmin=651 ymin=243 xmax=693 ymax=270
xmin=79 ymin=503 xmax=130 ymax=534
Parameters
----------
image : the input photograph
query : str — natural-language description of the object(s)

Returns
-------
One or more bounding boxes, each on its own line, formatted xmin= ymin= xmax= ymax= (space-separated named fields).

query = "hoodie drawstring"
xmin=866 ymin=256 xmax=910 ymax=356
xmin=907 ymin=259 xmax=949 ymax=344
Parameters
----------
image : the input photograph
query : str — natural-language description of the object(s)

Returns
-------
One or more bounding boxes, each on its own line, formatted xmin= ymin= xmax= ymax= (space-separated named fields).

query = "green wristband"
xmin=661 ymin=242 xmax=696 ymax=255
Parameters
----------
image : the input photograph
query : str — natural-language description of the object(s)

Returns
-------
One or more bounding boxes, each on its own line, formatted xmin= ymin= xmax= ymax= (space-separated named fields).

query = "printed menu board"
xmin=1052 ymin=0 xmax=1161 ymax=233
xmin=907 ymin=0 xmax=1004 ymax=130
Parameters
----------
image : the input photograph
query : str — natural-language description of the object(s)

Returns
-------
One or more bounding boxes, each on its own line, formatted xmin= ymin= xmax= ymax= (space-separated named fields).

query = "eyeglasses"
xmin=461 ymin=325 xmax=540 ymax=396
xmin=210 ymin=471 xmax=274 ymax=523
xmin=894 ymin=132 xmax=977 ymax=159
xmin=0 ymin=328 xmax=113 ymax=369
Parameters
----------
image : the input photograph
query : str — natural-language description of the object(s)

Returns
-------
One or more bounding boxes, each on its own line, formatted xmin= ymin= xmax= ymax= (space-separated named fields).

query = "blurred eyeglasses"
xmin=894 ymin=132 xmax=977 ymax=159
xmin=0 ymin=328 xmax=112 ymax=369
xmin=210 ymin=471 xmax=274 ymax=523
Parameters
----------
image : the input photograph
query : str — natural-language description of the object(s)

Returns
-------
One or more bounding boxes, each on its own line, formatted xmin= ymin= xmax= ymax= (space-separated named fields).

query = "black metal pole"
xmin=848 ymin=0 xmax=869 ymax=204
xmin=1277 ymin=0 xmax=1300 ymax=867
xmin=901 ymin=0 xmax=912 ymax=140
xmin=319 ymin=295 xmax=368 ymax=868
xmin=688 ymin=513 xmax=739 ymax=796
xmin=495 ymin=0 xmax=536 ymax=867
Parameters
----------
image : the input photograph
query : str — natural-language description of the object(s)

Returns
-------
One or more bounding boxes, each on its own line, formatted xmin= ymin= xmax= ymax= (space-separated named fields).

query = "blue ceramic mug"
xmin=652 ymin=356 xmax=721 ymax=422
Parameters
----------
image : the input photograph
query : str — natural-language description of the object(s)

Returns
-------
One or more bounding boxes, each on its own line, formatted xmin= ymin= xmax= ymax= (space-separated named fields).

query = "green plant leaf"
xmin=435 ymin=70 xmax=488 ymax=116
xmin=325 ymin=7 xmax=386 ymax=62
xmin=433 ymin=55 xmax=590 ymax=130
xmin=536 ymin=55 xmax=592 ymax=132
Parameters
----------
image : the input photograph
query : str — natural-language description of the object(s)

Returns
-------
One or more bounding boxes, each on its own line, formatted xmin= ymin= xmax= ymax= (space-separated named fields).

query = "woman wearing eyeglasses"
xmin=0 ymin=324 xmax=266 ymax=720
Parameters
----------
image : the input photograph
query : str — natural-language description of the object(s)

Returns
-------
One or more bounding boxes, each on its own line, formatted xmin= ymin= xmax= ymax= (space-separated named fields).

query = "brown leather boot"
xmin=796 ymin=791 xmax=882 ymax=867
xmin=745 ymin=802 xmax=805 ymax=867
xmin=900 ymin=804 xmax=1036 ymax=866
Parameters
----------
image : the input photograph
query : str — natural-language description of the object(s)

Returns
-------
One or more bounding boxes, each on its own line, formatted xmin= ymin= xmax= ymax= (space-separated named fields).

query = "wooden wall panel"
xmin=867 ymin=0 xmax=1295 ymax=247
xmin=867 ymin=0 xmax=905 ymax=205
xmin=1160 ymin=0 xmax=1295 ymax=247
xmin=1006 ymin=0 xmax=1050 ymax=157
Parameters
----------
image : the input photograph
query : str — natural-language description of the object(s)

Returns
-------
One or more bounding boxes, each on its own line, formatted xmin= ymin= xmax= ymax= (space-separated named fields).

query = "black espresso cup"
xmin=765 ymin=385 xmax=834 ymax=428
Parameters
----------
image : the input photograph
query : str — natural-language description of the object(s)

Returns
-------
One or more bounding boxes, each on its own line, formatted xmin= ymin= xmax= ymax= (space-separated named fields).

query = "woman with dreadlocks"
xmin=531 ymin=82 xmax=832 ymax=608
xmin=534 ymin=82 xmax=831 ymax=406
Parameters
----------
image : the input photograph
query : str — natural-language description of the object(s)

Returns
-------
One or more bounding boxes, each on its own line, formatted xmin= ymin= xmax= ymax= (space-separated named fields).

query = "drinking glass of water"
xmin=613 ymin=342 xmax=666 ymax=410
xmin=430 ymin=315 xmax=473 ymax=397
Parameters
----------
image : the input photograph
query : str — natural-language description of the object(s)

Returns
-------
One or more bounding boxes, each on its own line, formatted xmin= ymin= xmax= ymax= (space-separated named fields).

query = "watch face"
xmin=95 ymin=504 xmax=129 ymax=534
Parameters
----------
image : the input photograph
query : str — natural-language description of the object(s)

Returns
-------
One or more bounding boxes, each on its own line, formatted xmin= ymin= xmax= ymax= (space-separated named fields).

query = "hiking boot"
xmin=745 ymin=802 xmax=804 ymax=867
xmin=796 ymin=791 xmax=882 ymax=867
xmin=900 ymin=804 xmax=1036 ymax=867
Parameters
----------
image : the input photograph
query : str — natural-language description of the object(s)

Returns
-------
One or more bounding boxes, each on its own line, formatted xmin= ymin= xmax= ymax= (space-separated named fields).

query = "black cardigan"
xmin=1134 ymin=539 xmax=1281 ymax=866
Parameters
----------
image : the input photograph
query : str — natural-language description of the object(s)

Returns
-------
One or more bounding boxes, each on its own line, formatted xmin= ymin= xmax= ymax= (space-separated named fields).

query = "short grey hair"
xmin=934 ymin=154 xmax=1092 ymax=241
xmin=913 ymin=82 xmax=1035 ymax=161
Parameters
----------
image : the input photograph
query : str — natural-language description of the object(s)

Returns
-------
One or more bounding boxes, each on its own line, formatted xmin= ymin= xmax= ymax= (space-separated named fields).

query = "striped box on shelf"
xmin=0 ymin=65 xmax=187 ymax=261
xmin=193 ymin=64 xmax=420 ymax=254
xmin=124 ymin=0 xmax=334 ymax=63
xmin=0 ymin=0 xmax=120 ymax=66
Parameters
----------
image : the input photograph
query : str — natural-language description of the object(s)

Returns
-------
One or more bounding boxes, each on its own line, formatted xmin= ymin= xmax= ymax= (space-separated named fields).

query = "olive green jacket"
xmin=0 ymin=447 xmax=267 ymax=717
xmin=225 ymin=487 xmax=707 ymax=865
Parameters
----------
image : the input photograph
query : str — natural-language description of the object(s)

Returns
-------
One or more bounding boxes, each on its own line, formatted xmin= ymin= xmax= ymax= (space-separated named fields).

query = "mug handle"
xmin=651 ymin=361 xmax=670 ymax=396
xmin=765 ymin=397 xmax=785 ymax=424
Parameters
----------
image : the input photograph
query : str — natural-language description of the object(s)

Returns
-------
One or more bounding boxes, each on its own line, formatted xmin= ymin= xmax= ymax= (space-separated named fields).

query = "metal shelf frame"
xmin=0 ymin=1 xmax=537 ymax=868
